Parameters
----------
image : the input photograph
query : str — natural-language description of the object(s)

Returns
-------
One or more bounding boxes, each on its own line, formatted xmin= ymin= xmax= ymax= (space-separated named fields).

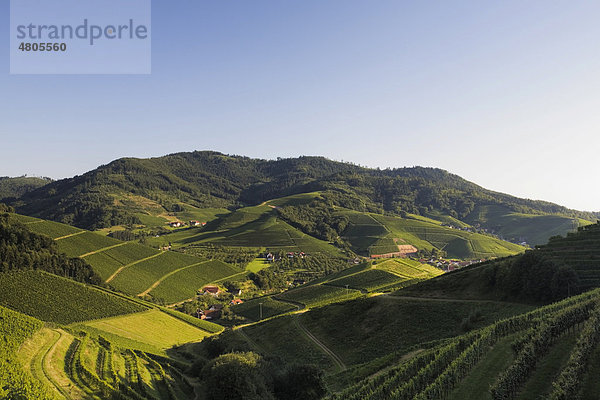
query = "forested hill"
xmin=10 ymin=151 xmax=598 ymax=231
xmin=0 ymin=176 xmax=51 ymax=200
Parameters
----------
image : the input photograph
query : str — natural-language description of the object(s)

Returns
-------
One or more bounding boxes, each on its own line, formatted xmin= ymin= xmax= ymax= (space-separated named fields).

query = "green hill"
xmin=398 ymin=222 xmax=600 ymax=303
xmin=0 ymin=176 xmax=50 ymax=200
xmin=9 ymin=152 xmax=596 ymax=246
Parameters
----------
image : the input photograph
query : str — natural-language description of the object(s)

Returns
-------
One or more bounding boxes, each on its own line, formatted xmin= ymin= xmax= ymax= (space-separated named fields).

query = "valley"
xmin=1 ymin=153 xmax=599 ymax=399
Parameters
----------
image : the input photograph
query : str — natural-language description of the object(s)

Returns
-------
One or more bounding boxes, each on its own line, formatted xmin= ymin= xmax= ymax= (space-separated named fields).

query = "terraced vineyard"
xmin=0 ymin=270 xmax=147 ymax=324
xmin=232 ymin=296 xmax=298 ymax=321
xmin=0 ymin=305 xmax=50 ymax=399
xmin=16 ymin=216 xmax=245 ymax=303
xmin=145 ymin=203 xmax=346 ymax=256
xmin=148 ymin=259 xmax=243 ymax=304
xmin=18 ymin=326 xmax=196 ymax=399
xmin=83 ymin=242 xmax=159 ymax=281
xmin=327 ymin=289 xmax=600 ymax=400
xmin=323 ymin=258 xmax=443 ymax=293
xmin=338 ymin=209 xmax=525 ymax=259
xmin=276 ymin=284 xmax=363 ymax=308
xmin=109 ymin=250 xmax=205 ymax=295
xmin=536 ymin=222 xmax=600 ymax=290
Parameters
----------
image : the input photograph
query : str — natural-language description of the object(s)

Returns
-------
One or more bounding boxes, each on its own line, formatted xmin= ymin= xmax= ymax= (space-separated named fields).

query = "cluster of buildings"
xmin=168 ymin=220 xmax=207 ymax=228
xmin=195 ymin=285 xmax=244 ymax=320
xmin=265 ymin=251 xmax=307 ymax=262
xmin=415 ymin=257 xmax=485 ymax=272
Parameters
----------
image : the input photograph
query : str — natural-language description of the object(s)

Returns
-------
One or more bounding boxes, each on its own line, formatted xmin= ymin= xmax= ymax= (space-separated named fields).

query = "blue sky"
xmin=1 ymin=1 xmax=599 ymax=211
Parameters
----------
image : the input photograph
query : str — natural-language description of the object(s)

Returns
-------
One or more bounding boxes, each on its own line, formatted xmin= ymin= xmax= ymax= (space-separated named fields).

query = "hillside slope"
xmin=398 ymin=222 xmax=600 ymax=302
xmin=10 ymin=151 xmax=597 ymax=245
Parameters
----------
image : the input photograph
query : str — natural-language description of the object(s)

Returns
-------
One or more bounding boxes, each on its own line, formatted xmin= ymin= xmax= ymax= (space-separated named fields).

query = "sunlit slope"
xmin=398 ymin=222 xmax=600 ymax=301
xmin=13 ymin=213 xmax=242 ymax=302
xmin=465 ymin=204 xmax=594 ymax=245
xmin=338 ymin=209 xmax=525 ymax=259
xmin=145 ymin=203 xmax=346 ymax=257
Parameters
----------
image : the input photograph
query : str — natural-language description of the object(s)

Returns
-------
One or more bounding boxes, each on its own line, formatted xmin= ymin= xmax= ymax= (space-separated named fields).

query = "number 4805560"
xmin=18 ymin=43 xmax=67 ymax=52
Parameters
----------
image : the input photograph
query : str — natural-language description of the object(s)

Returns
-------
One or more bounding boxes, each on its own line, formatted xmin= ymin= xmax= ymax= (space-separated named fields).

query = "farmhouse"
xmin=201 ymin=285 xmax=220 ymax=296
xmin=169 ymin=221 xmax=184 ymax=228
xmin=189 ymin=220 xmax=201 ymax=226
xmin=230 ymin=298 xmax=244 ymax=305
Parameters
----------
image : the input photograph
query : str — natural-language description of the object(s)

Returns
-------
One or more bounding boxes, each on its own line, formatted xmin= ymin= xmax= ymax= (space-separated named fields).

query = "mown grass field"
xmin=0 ymin=271 xmax=147 ymax=324
xmin=80 ymin=309 xmax=211 ymax=350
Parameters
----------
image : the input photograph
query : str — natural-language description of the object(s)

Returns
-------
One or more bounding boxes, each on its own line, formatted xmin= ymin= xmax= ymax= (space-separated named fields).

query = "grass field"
xmin=246 ymin=257 xmax=270 ymax=273
xmin=80 ymin=309 xmax=211 ymax=350
xmin=0 ymin=271 xmax=147 ymax=324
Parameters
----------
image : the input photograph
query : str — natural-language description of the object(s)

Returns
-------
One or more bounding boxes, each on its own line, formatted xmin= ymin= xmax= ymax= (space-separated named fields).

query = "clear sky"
xmin=1 ymin=1 xmax=599 ymax=211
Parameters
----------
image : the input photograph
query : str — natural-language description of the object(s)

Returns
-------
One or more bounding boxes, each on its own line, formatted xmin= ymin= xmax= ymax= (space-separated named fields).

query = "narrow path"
xmin=41 ymin=329 xmax=72 ymax=400
xmin=54 ymin=231 xmax=86 ymax=241
xmin=20 ymin=328 xmax=67 ymax=399
xmin=271 ymin=296 xmax=346 ymax=371
xmin=80 ymin=242 xmax=128 ymax=258
xmin=137 ymin=260 xmax=209 ymax=297
xmin=384 ymin=294 xmax=526 ymax=306
xmin=294 ymin=316 xmax=347 ymax=372
xmin=105 ymin=252 xmax=164 ymax=283
xmin=236 ymin=328 xmax=265 ymax=353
